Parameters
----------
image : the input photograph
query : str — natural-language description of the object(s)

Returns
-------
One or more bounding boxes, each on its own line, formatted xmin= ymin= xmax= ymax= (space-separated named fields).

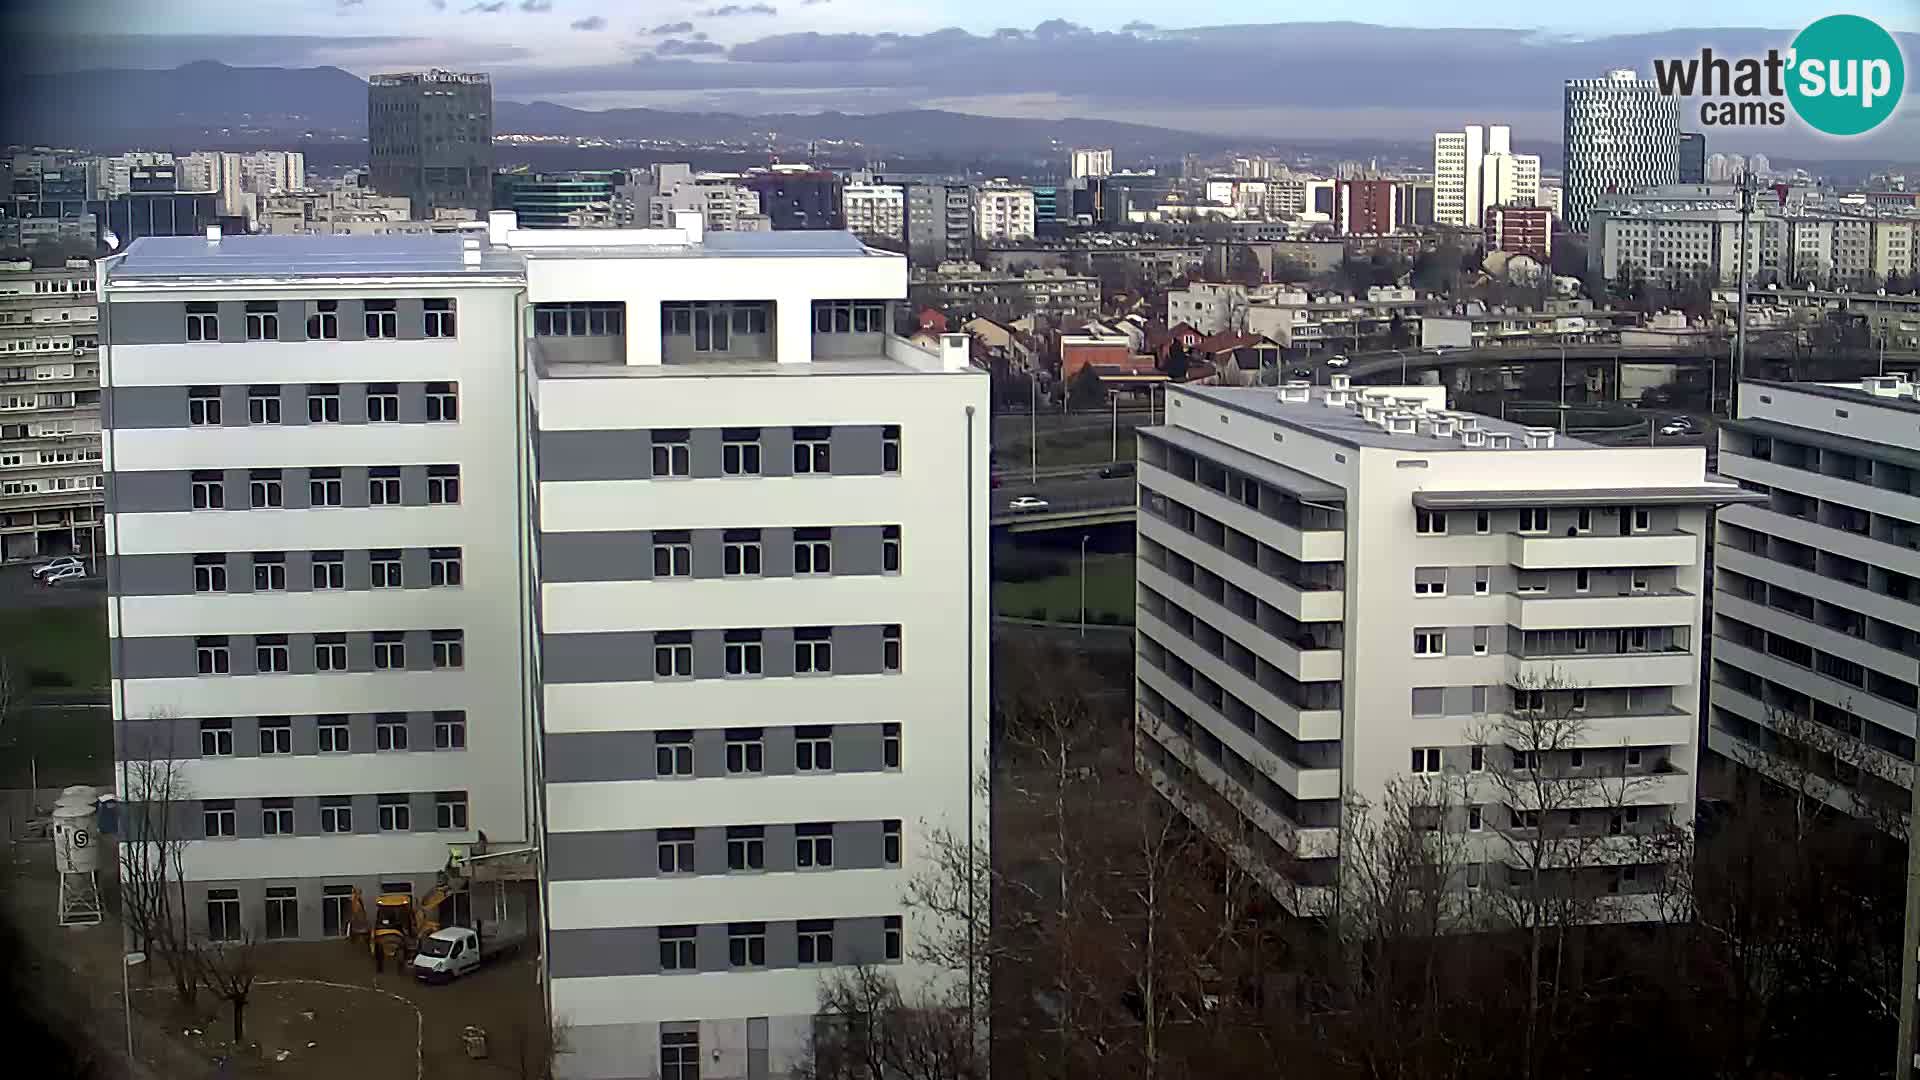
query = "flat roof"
xmin=515 ymin=229 xmax=889 ymax=261
xmin=1140 ymin=426 xmax=1346 ymax=503
xmin=1413 ymin=486 xmax=1764 ymax=509
xmin=106 ymin=233 xmax=522 ymax=284
xmin=1747 ymin=378 xmax=1920 ymax=417
xmin=1176 ymin=384 xmax=1603 ymax=453
xmin=1724 ymin=415 xmax=1920 ymax=473
xmin=537 ymin=355 xmax=970 ymax=380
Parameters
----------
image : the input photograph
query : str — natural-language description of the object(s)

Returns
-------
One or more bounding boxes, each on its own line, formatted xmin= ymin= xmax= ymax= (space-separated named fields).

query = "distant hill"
xmin=0 ymin=61 xmax=1229 ymax=158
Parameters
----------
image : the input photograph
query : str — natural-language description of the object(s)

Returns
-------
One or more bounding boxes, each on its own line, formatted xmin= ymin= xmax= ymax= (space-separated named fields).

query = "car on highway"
xmin=1326 ymin=354 xmax=1350 ymax=369
xmin=30 ymin=556 xmax=83 ymax=580
xmin=1007 ymin=496 xmax=1050 ymax=513
xmin=1291 ymin=367 xmax=1313 ymax=379
xmin=1660 ymin=422 xmax=1692 ymax=437
xmin=1099 ymin=462 xmax=1135 ymax=479
xmin=38 ymin=563 xmax=86 ymax=586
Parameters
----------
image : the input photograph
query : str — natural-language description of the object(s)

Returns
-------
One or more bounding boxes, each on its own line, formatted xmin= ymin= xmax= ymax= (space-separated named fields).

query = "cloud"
xmin=464 ymin=1 xmax=507 ymax=11
xmin=1120 ymin=20 xmax=1154 ymax=31
xmin=655 ymin=37 xmax=727 ymax=56
xmin=337 ymin=0 xmax=365 ymax=8
xmin=429 ymin=0 xmax=446 ymax=8
xmin=699 ymin=4 xmax=777 ymax=17
xmin=646 ymin=20 xmax=694 ymax=35
xmin=518 ymin=0 xmax=552 ymax=10
xmin=570 ymin=15 xmax=605 ymax=30
xmin=801 ymin=0 xmax=831 ymax=4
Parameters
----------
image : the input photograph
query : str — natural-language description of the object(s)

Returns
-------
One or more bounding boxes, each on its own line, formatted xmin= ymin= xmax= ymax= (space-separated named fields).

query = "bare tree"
xmin=116 ymin=712 xmax=201 ymax=1007
xmin=1728 ymin=700 xmax=1912 ymax=841
xmin=194 ymin=929 xmax=260 ymax=1044
xmin=803 ymin=965 xmax=982 ymax=1080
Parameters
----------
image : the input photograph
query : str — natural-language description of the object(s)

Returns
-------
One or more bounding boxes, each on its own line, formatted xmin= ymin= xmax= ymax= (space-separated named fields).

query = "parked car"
xmin=1007 ymin=496 xmax=1050 ymax=513
xmin=1099 ymin=462 xmax=1135 ymax=479
xmin=39 ymin=564 xmax=86 ymax=586
xmin=1660 ymin=422 xmax=1692 ymax=437
xmin=1325 ymin=354 xmax=1350 ymax=369
xmin=30 ymin=556 xmax=83 ymax=580
xmin=411 ymin=925 xmax=524 ymax=984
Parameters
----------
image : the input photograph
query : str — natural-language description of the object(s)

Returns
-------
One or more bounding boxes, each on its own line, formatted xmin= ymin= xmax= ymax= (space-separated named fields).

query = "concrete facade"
xmin=0 ymin=258 xmax=103 ymax=562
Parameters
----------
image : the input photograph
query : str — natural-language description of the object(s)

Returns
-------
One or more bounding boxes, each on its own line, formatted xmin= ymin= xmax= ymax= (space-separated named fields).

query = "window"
xmin=1473 ymin=626 xmax=1489 ymax=656
xmin=1517 ymin=573 xmax=1548 ymax=595
xmin=796 ymin=823 xmax=835 ymax=868
xmin=657 ymin=829 xmax=694 ymax=874
xmin=200 ymin=718 xmax=234 ymax=757
xmin=191 ymin=471 xmax=225 ymax=510
xmin=882 ymin=526 xmax=901 ymax=574
xmin=318 ymin=715 xmax=349 ymax=752
xmin=1631 ymin=508 xmax=1652 ymax=533
xmin=1513 ymin=808 xmax=1541 ymax=829
xmin=247 ymin=385 xmax=281 ymax=424
xmin=655 ymin=731 xmax=694 ymax=777
xmin=882 ymin=425 xmax=901 ymax=474
xmin=307 ymin=302 xmax=338 ymax=340
xmin=884 ymin=915 xmax=903 ymax=961
xmin=1468 ymin=806 xmax=1483 ymax=832
xmin=661 ymin=1030 xmax=700 ymax=1080
xmin=729 ymin=305 xmax=770 ymax=335
xmin=427 ymin=465 xmax=460 ymax=504
xmin=426 ymin=381 xmax=458 ymax=421
xmin=423 ymin=299 xmax=456 ymax=338
xmin=364 ymin=299 xmax=398 ymax=339
xmin=535 ymin=302 xmax=626 ymax=337
xmin=262 ymin=798 xmax=294 ymax=835
xmin=432 ymin=630 xmax=464 ymax=669
xmin=1572 ymin=630 xmax=1591 ymax=654
xmin=368 ymin=466 xmax=401 ymax=504
xmin=814 ymin=301 xmax=886 ymax=333
xmin=883 ymin=626 xmax=902 ymax=673
xmin=258 ymin=716 xmax=292 ymax=753
xmin=1475 ymin=510 xmax=1490 ymax=534
xmin=373 ymin=632 xmax=406 ymax=670
xmin=727 ymin=826 xmax=766 ymax=871
xmin=878 ymin=724 xmax=902 ymax=772
xmin=728 ymin=922 xmax=767 ymax=968
xmin=319 ymin=797 xmax=352 ymax=833
xmin=1415 ymin=509 xmax=1446 ymax=535
xmin=196 ymin=636 xmax=230 ymax=675
xmin=1519 ymin=508 xmax=1549 ymax=534
xmin=1576 ymin=508 xmax=1592 ymax=533
xmin=1626 ymin=629 xmax=1649 ymax=652
xmin=188 ymin=386 xmax=222 ymax=426
xmin=795 ymin=626 xmax=833 ymax=673
xmin=726 ymin=729 xmax=764 ymax=774
xmin=206 ymin=888 xmax=241 ymax=941
xmin=430 ymin=548 xmax=463 ymax=587
xmin=185 ymin=303 xmax=218 ymax=342
xmin=377 ymin=794 xmax=411 ymax=831
xmin=793 ymin=427 xmax=832 ymax=474
xmin=1413 ymin=568 xmax=1446 ymax=596
xmin=249 ymin=632 xmax=291 ymax=673
xmin=1571 ymin=690 xmax=1588 ymax=713
xmin=193 ymin=553 xmax=227 ymax=593
xmin=1413 ymin=630 xmax=1445 ymax=657
xmin=1569 ymin=750 xmax=1586 ymax=770
xmin=1513 ymin=749 xmax=1540 ymax=772
xmin=654 ymin=632 xmax=693 ymax=678
xmin=793 ymin=528 xmax=833 ymax=575
xmin=653 ymin=533 xmax=692 ymax=578
xmin=308 ymin=467 xmax=343 ymax=507
xmin=884 ymin=819 xmax=902 ymax=866
xmin=722 ymin=429 xmax=761 ymax=476
xmin=374 ymin=714 xmax=408 ymax=749
xmin=663 ymin=302 xmax=734 ymax=352
xmin=366 ymin=383 xmax=400 ymax=422
xmin=651 ymin=430 xmax=690 ymax=477
xmin=370 ymin=549 xmax=403 ymax=588
xmin=1630 ymin=571 xmax=1650 ymax=594
xmin=312 ymin=551 xmax=345 ymax=590
xmin=1515 ymin=688 xmax=1547 ymax=712
xmin=203 ymin=800 xmax=236 ymax=838
xmin=723 ymin=530 xmax=762 ymax=576
xmin=435 ymin=792 xmax=468 ymax=830
xmin=248 ymin=469 xmax=283 ymax=509
xmin=796 ymin=726 xmax=833 ymax=771
xmin=307 ymin=384 xmax=340 ymax=423
xmin=1475 ymin=566 xmax=1490 ymax=596
xmin=724 ymin=630 xmax=763 ymax=677
xmin=797 ymin=919 xmax=835 ymax=965
xmin=1410 ymin=747 xmax=1442 ymax=774
xmin=1627 ymin=748 xmax=1643 ymax=768
xmin=1575 ymin=569 xmax=1590 ymax=593
xmin=1470 ymin=746 xmax=1485 ymax=772
xmin=434 ymin=711 xmax=467 ymax=749
xmin=252 ymin=552 xmax=286 ymax=592
xmin=265 ymin=886 xmax=299 ymax=939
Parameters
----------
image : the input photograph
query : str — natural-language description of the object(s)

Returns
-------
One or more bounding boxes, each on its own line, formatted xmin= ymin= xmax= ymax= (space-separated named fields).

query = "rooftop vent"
xmin=1460 ymin=428 xmax=1487 ymax=447
xmin=1456 ymin=416 xmax=1480 ymax=433
xmin=1324 ymin=388 xmax=1350 ymax=409
xmin=1863 ymin=375 xmax=1906 ymax=397
xmin=1429 ymin=416 xmax=1457 ymax=438
xmin=1387 ymin=412 xmax=1417 ymax=435
xmin=1278 ymin=380 xmax=1311 ymax=404
xmin=1329 ymin=373 xmax=1352 ymax=392
xmin=1396 ymin=396 xmax=1428 ymax=416
xmin=204 ymin=225 xmax=221 ymax=244
xmin=1487 ymin=431 xmax=1513 ymax=449
xmin=1523 ymin=427 xmax=1556 ymax=449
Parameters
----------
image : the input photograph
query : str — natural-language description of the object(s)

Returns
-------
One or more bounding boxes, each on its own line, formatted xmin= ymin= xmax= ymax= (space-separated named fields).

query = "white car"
xmin=1325 ymin=355 xmax=1350 ymax=369
xmin=30 ymin=556 xmax=83 ymax=580
xmin=1007 ymin=496 xmax=1050 ymax=513
xmin=39 ymin=563 xmax=86 ymax=585
xmin=1660 ymin=423 xmax=1691 ymax=437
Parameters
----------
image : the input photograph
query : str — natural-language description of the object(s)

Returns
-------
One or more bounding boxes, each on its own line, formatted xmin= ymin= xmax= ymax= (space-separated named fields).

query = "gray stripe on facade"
xmin=539 ymin=525 xmax=892 ymax=584
xmin=536 ymin=425 xmax=891 ymax=483
xmin=544 ymin=723 xmax=893 ymax=784
xmin=537 ymin=431 xmax=653 ymax=483
xmin=546 ymin=820 xmax=898 ymax=882
xmin=106 ymin=382 xmax=450 ymax=430
xmin=547 ymin=917 xmax=897 ymax=980
xmin=114 ymin=633 xmax=467 ymax=681
xmin=107 ymin=298 xmax=458 ymax=348
xmin=540 ymin=625 xmax=894 ymax=684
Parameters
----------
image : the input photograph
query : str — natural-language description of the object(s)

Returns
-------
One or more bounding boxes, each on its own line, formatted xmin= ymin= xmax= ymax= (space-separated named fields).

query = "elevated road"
xmin=989 ymin=475 xmax=1138 ymax=531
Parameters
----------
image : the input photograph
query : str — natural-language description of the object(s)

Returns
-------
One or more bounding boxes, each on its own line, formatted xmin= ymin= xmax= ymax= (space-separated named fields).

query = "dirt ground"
xmin=2 ymin=839 xmax=546 ymax=1080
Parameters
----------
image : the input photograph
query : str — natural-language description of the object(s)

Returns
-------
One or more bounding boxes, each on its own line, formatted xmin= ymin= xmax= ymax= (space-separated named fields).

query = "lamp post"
xmin=124 ymin=950 xmax=146 ymax=1066
xmin=1029 ymin=375 xmax=1037 ymax=485
xmin=1897 ymin=657 xmax=1920 ymax=1080
xmin=1110 ymin=392 xmax=1119 ymax=463
xmin=1079 ymin=534 xmax=1091 ymax=638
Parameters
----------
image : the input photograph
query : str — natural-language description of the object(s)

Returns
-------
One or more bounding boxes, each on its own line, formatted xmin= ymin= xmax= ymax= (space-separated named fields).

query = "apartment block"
xmin=101 ymin=215 xmax=990 ymax=1080
xmin=1134 ymin=377 xmax=1754 ymax=919
xmin=649 ymin=166 xmax=769 ymax=233
xmin=1710 ymin=377 xmax=1920 ymax=822
xmin=973 ymin=185 xmax=1036 ymax=243
xmin=1434 ymin=125 xmax=1539 ymax=229
xmin=841 ymin=183 xmax=906 ymax=244
xmin=1 ymin=258 xmax=103 ymax=561
xmin=1563 ymin=70 xmax=1679 ymax=232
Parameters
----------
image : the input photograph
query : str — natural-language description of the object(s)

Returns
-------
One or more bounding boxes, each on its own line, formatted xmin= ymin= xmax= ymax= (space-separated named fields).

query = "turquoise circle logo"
xmin=1787 ymin=15 xmax=1905 ymax=136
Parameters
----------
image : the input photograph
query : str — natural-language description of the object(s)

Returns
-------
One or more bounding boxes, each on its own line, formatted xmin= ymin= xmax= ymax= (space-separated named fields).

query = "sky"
xmin=18 ymin=1 xmax=1920 ymax=153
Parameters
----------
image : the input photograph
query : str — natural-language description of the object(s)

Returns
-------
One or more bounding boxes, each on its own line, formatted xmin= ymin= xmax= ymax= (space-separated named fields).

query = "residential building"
xmin=1434 ymin=125 xmax=1540 ymax=228
xmin=1071 ymin=148 xmax=1115 ymax=180
xmin=1563 ymin=69 xmax=1680 ymax=232
xmin=903 ymin=183 xmax=973 ymax=268
xmin=974 ymin=185 xmax=1037 ymax=243
xmin=0 ymin=258 xmax=102 ymax=562
xmin=180 ymin=151 xmax=308 ymax=219
xmin=1336 ymin=180 xmax=1399 ymax=237
xmin=743 ymin=167 xmax=845 ymax=231
xmin=1393 ymin=180 xmax=1438 ymax=229
xmin=367 ymin=69 xmax=495 ymax=215
xmin=1485 ymin=205 xmax=1553 ymax=261
xmin=1706 ymin=154 xmax=1747 ymax=184
xmin=1710 ymin=376 xmax=1920 ymax=824
xmin=101 ymin=216 xmax=990 ymax=1078
xmin=1678 ymin=133 xmax=1706 ymax=185
xmin=1537 ymin=184 xmax=1565 ymax=223
xmin=648 ymin=167 xmax=768 ymax=233
xmin=1169 ymin=283 xmax=1428 ymax=348
xmin=842 ymin=183 xmax=906 ymax=245
xmin=1135 ymin=376 xmax=1755 ymax=917
xmin=909 ymin=263 xmax=1100 ymax=325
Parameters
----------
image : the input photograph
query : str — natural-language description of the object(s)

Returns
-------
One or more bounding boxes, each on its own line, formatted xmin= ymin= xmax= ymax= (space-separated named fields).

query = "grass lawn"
xmin=0 ymin=706 xmax=113 ymax=788
xmin=994 ymin=553 xmax=1136 ymax=624
xmin=0 ymin=603 xmax=108 ymax=695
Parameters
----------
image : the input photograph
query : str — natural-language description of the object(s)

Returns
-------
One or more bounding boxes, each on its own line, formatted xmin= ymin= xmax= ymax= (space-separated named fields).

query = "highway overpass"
xmin=989 ymin=474 xmax=1138 ymax=531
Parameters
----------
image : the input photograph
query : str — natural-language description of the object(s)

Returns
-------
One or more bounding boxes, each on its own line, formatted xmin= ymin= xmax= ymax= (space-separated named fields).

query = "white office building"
xmin=1710 ymin=377 xmax=1920 ymax=823
xmin=1071 ymin=147 xmax=1115 ymax=180
xmin=1434 ymin=125 xmax=1539 ymax=229
xmin=1134 ymin=377 xmax=1754 ymax=920
xmin=973 ymin=185 xmax=1037 ymax=243
xmin=648 ymin=166 xmax=769 ymax=233
xmin=101 ymin=214 xmax=990 ymax=1079
xmin=1 ymin=258 xmax=103 ymax=562
xmin=841 ymin=183 xmax=906 ymax=244
xmin=1563 ymin=69 xmax=1681 ymax=232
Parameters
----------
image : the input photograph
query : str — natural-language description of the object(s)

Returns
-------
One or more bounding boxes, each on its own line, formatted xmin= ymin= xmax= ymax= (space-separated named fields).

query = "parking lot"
xmin=0 ymin=559 xmax=106 ymax=610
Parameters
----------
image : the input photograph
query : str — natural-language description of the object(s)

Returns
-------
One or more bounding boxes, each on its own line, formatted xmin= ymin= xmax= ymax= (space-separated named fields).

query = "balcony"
xmin=1507 ymin=591 xmax=1698 ymax=631
xmin=1139 ymin=461 xmax=1344 ymax=564
xmin=1139 ymin=513 xmax=1343 ymax=624
xmin=1509 ymin=649 xmax=1697 ymax=689
xmin=1507 ymin=530 xmax=1697 ymax=570
xmin=1138 ymin=560 xmax=1342 ymax=683
xmin=1136 ymin=658 xmax=1341 ymax=798
xmin=1548 ymin=708 xmax=1695 ymax=749
xmin=1137 ymin=707 xmax=1340 ymax=858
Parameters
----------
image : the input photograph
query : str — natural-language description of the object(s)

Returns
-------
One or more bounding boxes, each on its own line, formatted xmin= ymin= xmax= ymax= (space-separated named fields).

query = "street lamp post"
xmin=1558 ymin=335 xmax=1568 ymax=434
xmin=1079 ymin=534 xmax=1090 ymax=639
xmin=124 ymin=950 xmax=146 ymax=1066
xmin=1029 ymin=375 xmax=1037 ymax=485
xmin=1110 ymin=392 xmax=1119 ymax=463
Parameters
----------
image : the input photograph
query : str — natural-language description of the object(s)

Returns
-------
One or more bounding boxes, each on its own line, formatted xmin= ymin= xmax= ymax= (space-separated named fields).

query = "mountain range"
xmin=0 ymin=61 xmax=1233 ymax=159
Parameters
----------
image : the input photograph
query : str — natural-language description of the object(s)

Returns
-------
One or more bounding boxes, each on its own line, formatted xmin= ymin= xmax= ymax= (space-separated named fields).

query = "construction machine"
xmin=349 ymin=859 xmax=464 ymax=973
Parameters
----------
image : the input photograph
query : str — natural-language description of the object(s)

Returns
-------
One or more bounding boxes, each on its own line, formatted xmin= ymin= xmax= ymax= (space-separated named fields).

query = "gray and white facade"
xmin=1 ymin=257 xmax=103 ymax=561
xmin=102 ymin=215 xmax=991 ymax=1080
xmin=1562 ymin=69 xmax=1680 ymax=233
xmin=1134 ymin=378 xmax=1754 ymax=919
xmin=1710 ymin=377 xmax=1920 ymax=822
